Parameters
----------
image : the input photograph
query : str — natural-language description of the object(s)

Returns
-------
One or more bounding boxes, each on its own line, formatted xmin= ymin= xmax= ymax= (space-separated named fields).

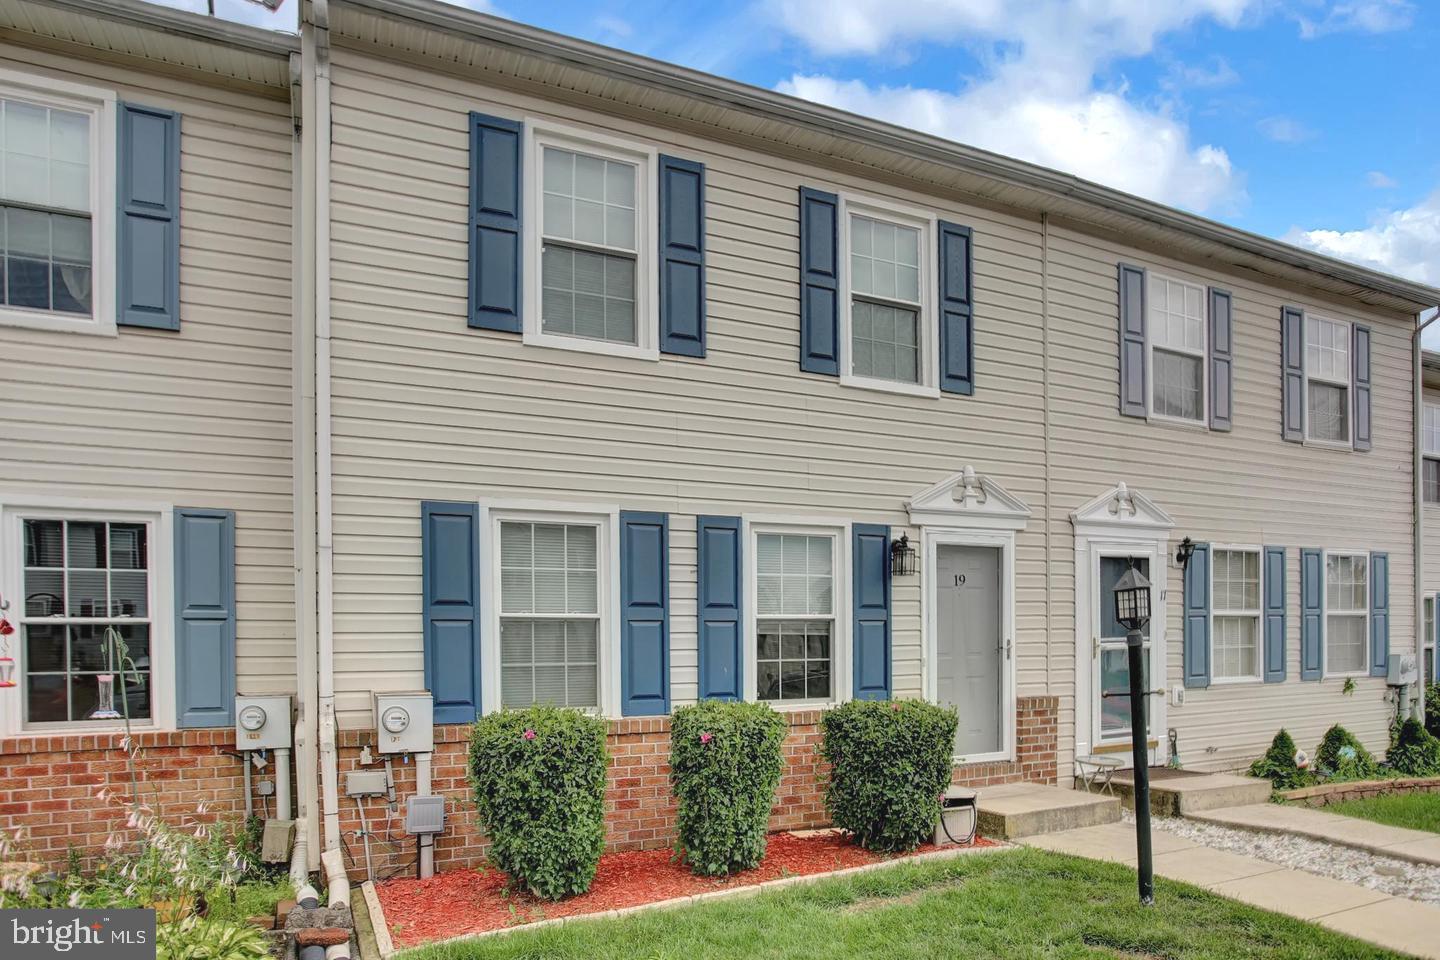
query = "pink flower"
xmin=891 ymin=703 xmax=902 ymax=711
xmin=522 ymin=729 xmax=536 ymax=741
xmin=699 ymin=732 xmax=713 ymax=745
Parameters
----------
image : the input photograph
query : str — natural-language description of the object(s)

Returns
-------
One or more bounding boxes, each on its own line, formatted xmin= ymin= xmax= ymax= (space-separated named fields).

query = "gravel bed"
xmin=1120 ymin=808 xmax=1440 ymax=905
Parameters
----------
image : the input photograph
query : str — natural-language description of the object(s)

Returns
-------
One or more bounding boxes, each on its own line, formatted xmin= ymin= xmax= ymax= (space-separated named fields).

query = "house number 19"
xmin=953 ymin=574 xmax=967 ymax=586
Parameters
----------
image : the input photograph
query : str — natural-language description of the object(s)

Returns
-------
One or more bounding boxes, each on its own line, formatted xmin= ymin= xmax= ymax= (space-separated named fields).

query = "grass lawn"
xmin=1324 ymin=792 xmax=1440 ymax=833
xmin=396 ymin=848 xmax=1398 ymax=959
xmin=205 ymin=875 xmax=292 ymax=924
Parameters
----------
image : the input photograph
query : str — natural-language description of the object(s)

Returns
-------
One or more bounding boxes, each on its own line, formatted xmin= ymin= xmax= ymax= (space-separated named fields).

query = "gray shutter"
xmin=851 ymin=524 xmax=891 ymax=700
xmin=174 ymin=508 xmax=236 ymax=727
xmin=620 ymin=511 xmax=670 ymax=716
xmin=468 ymin=112 xmax=522 ymax=332
xmin=1263 ymin=546 xmax=1286 ymax=683
xmin=1353 ymin=324 xmax=1372 ymax=451
xmin=1369 ymin=552 xmax=1388 ymax=678
xmin=938 ymin=221 xmax=974 ymax=395
xmin=421 ymin=501 xmax=481 ymax=723
xmin=659 ymin=155 xmax=706 ymax=357
xmin=798 ymin=187 xmax=839 ymax=375
xmin=1182 ymin=542 xmax=1211 ymax=688
xmin=117 ymin=103 xmax=181 ymax=331
xmin=1300 ymin=548 xmax=1323 ymax=680
xmin=1208 ymin=287 xmax=1233 ymax=431
xmin=1281 ymin=306 xmax=1306 ymax=442
xmin=1117 ymin=263 xmax=1147 ymax=417
xmin=696 ymin=516 xmax=742 ymax=701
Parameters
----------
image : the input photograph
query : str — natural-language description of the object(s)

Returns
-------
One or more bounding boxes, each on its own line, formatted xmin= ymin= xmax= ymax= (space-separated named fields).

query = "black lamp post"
xmin=1113 ymin=562 xmax=1154 ymax=906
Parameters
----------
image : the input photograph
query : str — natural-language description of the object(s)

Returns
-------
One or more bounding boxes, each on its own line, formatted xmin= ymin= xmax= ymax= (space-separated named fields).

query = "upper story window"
xmin=1147 ymin=274 xmax=1206 ymax=423
xmin=1424 ymin=403 xmax=1440 ymax=503
xmin=1324 ymin=551 xmax=1368 ymax=677
xmin=755 ymin=532 xmax=836 ymax=704
xmin=0 ymin=70 xmax=115 ymax=336
xmin=1211 ymin=547 xmax=1261 ymax=682
xmin=1305 ymin=315 xmax=1351 ymax=445
xmin=525 ymin=122 xmax=657 ymax=360
xmin=1425 ymin=595 xmax=1435 ymax=686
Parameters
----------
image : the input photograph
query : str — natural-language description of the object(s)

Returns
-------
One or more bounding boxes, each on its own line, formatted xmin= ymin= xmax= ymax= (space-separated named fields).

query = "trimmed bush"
xmin=1316 ymin=724 xmax=1378 ymax=782
xmin=1387 ymin=717 xmax=1440 ymax=777
xmin=1426 ymin=684 xmax=1440 ymax=740
xmin=670 ymin=700 xmax=787 ymax=876
xmin=467 ymin=706 xmax=608 ymax=900
xmin=820 ymin=699 xmax=958 ymax=853
xmin=1248 ymin=728 xmax=1313 ymax=790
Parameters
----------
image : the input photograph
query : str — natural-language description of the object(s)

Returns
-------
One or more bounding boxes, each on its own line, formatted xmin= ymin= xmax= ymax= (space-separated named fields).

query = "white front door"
xmin=935 ymin=544 xmax=1004 ymax=758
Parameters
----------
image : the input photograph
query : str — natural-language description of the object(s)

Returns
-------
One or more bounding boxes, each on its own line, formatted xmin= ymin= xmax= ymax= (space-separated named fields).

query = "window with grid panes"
xmin=1147 ymin=275 xmax=1205 ymax=422
xmin=849 ymin=214 xmax=922 ymax=384
xmin=498 ymin=521 xmax=600 ymax=708
xmin=1325 ymin=553 xmax=1368 ymax=675
xmin=1306 ymin=316 xmax=1351 ymax=444
xmin=1211 ymin=549 xmax=1260 ymax=680
xmin=755 ymin=533 xmax=834 ymax=703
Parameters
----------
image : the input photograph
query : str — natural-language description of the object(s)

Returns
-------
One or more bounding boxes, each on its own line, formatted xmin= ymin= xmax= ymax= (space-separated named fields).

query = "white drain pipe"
xmin=416 ymin=752 xmax=434 ymax=878
xmin=277 ymin=745 xmax=292 ymax=821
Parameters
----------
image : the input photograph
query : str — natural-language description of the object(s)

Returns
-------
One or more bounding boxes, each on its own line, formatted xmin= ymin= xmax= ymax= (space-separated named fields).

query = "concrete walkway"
xmin=1190 ymin=803 xmax=1440 ymax=866
xmin=1022 ymin=822 xmax=1440 ymax=958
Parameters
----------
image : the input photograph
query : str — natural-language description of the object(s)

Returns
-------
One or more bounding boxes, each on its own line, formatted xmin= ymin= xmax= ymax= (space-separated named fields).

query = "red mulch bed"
xmin=377 ymin=831 xmax=998 ymax=947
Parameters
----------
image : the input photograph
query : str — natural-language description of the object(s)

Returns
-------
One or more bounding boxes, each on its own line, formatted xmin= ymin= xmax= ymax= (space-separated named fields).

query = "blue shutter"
xmin=798 ymin=187 xmax=839 ymax=376
xmin=1300 ymin=548 xmax=1323 ymax=680
xmin=1117 ymin=263 xmax=1147 ymax=417
xmin=1263 ymin=546 xmax=1286 ymax=683
xmin=1182 ymin=542 xmax=1211 ymax=689
xmin=659 ymin=155 xmax=706 ymax=357
xmin=421 ymin=502 xmax=481 ymax=724
xmin=117 ymin=104 xmax=180 ymax=331
xmin=1353 ymin=325 xmax=1373 ymax=452
xmin=938 ymin=221 xmax=975 ymax=395
xmin=468 ymin=112 xmax=522 ymax=332
xmin=174 ymin=508 xmax=235 ymax=727
xmin=851 ymin=524 xmax=891 ymax=700
xmin=696 ymin=516 xmax=742 ymax=701
xmin=1209 ymin=287 xmax=1234 ymax=431
xmin=1282 ymin=306 xmax=1306 ymax=442
xmin=621 ymin=511 xmax=670 ymax=716
xmin=1369 ymin=552 xmax=1388 ymax=678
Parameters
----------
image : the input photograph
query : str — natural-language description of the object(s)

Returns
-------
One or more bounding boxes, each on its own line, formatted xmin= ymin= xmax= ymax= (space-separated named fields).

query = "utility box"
xmin=373 ymin=692 xmax=433 ymax=754
xmin=1388 ymin=654 xmax=1418 ymax=687
xmin=933 ymin=786 xmax=978 ymax=847
xmin=406 ymin=796 xmax=446 ymax=835
xmin=235 ymin=695 xmax=292 ymax=751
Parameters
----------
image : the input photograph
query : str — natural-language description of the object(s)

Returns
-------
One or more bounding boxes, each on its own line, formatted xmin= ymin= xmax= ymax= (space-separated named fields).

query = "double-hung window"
xmin=18 ymin=516 xmax=153 ymax=725
xmin=755 ymin=532 xmax=836 ymax=703
xmin=1425 ymin=595 xmax=1435 ymax=686
xmin=1305 ymin=315 xmax=1351 ymax=445
xmin=1211 ymin=547 xmax=1261 ymax=682
xmin=498 ymin=520 xmax=601 ymax=709
xmin=0 ymin=71 xmax=115 ymax=335
xmin=528 ymin=122 xmax=656 ymax=359
xmin=839 ymin=198 xmax=935 ymax=396
xmin=1424 ymin=403 xmax=1440 ymax=503
xmin=1324 ymin=552 xmax=1369 ymax=677
xmin=1147 ymin=274 xmax=1206 ymax=423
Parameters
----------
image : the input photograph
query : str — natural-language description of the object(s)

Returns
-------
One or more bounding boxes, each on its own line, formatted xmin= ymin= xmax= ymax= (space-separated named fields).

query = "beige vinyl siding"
xmin=0 ymin=46 xmax=295 ymax=703
xmin=1046 ymin=219 xmax=1415 ymax=772
xmin=325 ymin=46 xmax=1050 ymax=728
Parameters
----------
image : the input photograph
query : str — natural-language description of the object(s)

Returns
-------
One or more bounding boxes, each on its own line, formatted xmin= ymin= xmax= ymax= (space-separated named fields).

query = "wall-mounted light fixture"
xmin=1175 ymin=536 xmax=1196 ymax=569
xmin=890 ymin=533 xmax=918 ymax=578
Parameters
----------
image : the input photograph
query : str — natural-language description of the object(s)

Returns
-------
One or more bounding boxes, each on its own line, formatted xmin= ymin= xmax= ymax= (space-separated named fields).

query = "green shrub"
xmin=1247 ymin=728 xmax=1313 ymax=790
xmin=1426 ymin=684 xmax=1440 ymax=740
xmin=1316 ymin=724 xmax=1378 ymax=782
xmin=1387 ymin=717 xmax=1440 ymax=777
xmin=467 ymin=706 xmax=608 ymax=900
xmin=669 ymin=700 xmax=787 ymax=876
xmin=820 ymin=699 xmax=958 ymax=854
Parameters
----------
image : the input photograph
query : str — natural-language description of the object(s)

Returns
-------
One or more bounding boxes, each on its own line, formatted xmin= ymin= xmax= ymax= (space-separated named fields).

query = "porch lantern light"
xmin=890 ymin=533 xmax=918 ymax=578
xmin=1174 ymin=536 xmax=1196 ymax=569
xmin=1113 ymin=564 xmax=1152 ymax=632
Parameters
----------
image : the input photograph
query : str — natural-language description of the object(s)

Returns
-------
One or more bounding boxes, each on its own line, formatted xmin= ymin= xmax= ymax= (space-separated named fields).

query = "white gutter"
xmin=1416 ymin=311 xmax=1439 ymax=722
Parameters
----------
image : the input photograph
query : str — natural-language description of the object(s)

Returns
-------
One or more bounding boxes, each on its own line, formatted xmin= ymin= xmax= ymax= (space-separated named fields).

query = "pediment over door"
xmin=905 ymin=465 xmax=1032 ymax=531
xmin=1070 ymin=482 xmax=1175 ymax=537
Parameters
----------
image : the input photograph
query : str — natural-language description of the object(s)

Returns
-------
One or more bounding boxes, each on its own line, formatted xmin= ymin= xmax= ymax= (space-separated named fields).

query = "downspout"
xmin=1415 ymin=310 xmax=1439 ymax=723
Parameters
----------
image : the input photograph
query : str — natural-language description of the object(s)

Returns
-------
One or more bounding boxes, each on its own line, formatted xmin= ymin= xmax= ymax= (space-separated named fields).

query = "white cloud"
xmin=1256 ymin=115 xmax=1316 ymax=143
xmin=147 ymin=0 xmax=297 ymax=31
xmin=1366 ymin=171 xmax=1398 ymax=189
xmin=1286 ymin=189 xmax=1440 ymax=286
xmin=1297 ymin=1 xmax=1415 ymax=38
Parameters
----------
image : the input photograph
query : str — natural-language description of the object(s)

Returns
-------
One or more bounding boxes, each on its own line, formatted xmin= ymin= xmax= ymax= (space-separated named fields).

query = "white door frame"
xmin=1071 ymin=483 xmax=1174 ymax=769
xmin=922 ymin=528 xmax=1015 ymax=764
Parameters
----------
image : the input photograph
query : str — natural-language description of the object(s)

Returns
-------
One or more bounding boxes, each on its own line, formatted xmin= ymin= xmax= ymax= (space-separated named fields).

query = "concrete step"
xmin=975 ymin=782 xmax=1121 ymax=840
xmin=1100 ymin=769 xmax=1272 ymax=816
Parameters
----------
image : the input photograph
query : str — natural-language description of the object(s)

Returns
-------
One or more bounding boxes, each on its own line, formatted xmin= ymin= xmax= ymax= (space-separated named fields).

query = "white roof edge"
xmin=337 ymin=0 xmax=1440 ymax=313
xmin=30 ymin=0 xmax=299 ymax=57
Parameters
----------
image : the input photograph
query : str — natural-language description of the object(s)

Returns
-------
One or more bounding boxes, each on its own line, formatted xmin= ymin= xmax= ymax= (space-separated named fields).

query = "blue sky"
xmin=166 ymin=0 xmax=1439 ymax=328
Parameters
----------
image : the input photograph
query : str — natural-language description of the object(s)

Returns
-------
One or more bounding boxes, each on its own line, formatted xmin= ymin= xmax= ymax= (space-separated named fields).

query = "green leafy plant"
xmin=156 ymin=916 xmax=271 ymax=960
xmin=1247 ymin=728 xmax=1313 ymax=790
xmin=1426 ymin=684 xmax=1440 ymax=740
xmin=820 ymin=699 xmax=958 ymax=853
xmin=1386 ymin=717 xmax=1440 ymax=777
xmin=1316 ymin=724 xmax=1379 ymax=782
xmin=1341 ymin=677 xmax=1357 ymax=696
xmin=669 ymin=700 xmax=787 ymax=876
xmin=468 ymin=706 xmax=608 ymax=900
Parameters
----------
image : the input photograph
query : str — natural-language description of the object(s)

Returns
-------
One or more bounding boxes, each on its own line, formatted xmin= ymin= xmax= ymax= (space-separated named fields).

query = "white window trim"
xmin=0 ymin=67 xmax=117 ymax=338
xmin=0 ymin=496 xmax=175 ymax=737
xmin=521 ymin=118 xmax=659 ymax=362
xmin=1424 ymin=403 xmax=1440 ymax=456
xmin=1208 ymin=543 xmax=1263 ymax=685
xmin=1322 ymin=548 xmax=1370 ymax=680
xmin=1303 ymin=312 xmax=1354 ymax=449
xmin=742 ymin=516 xmax=852 ymax=710
xmin=837 ymin=192 xmax=939 ymax=399
xmin=477 ymin=500 xmax=622 ymax=716
xmin=1143 ymin=270 xmax=1208 ymax=429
